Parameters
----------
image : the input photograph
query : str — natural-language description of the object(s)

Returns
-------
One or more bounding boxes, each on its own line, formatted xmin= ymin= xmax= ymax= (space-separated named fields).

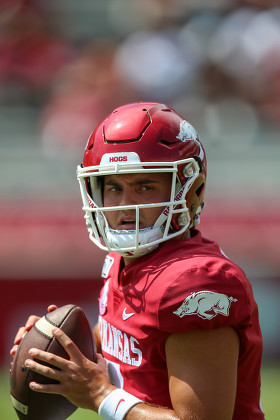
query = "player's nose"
xmin=119 ymin=188 xmax=137 ymax=206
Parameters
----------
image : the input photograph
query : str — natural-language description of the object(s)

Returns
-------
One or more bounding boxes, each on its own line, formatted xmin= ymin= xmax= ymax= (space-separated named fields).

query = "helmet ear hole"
xmin=193 ymin=155 xmax=204 ymax=172
xmin=195 ymin=182 xmax=205 ymax=199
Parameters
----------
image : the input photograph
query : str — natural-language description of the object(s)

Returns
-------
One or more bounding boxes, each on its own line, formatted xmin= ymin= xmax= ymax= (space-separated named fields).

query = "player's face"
xmin=103 ymin=172 xmax=172 ymax=230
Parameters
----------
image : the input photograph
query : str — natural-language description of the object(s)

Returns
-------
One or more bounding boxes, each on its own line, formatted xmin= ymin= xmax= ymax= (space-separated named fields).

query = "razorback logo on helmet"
xmin=176 ymin=120 xmax=204 ymax=161
xmin=176 ymin=120 xmax=198 ymax=142
xmin=173 ymin=291 xmax=237 ymax=320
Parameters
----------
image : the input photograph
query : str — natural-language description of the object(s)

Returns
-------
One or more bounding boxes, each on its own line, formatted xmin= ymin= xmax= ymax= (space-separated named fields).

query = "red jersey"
xmin=98 ymin=230 xmax=264 ymax=419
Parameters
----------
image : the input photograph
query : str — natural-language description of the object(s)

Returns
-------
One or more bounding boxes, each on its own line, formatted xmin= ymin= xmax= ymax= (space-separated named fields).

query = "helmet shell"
xmin=84 ymin=103 xmax=206 ymax=166
xmin=83 ymin=102 xmax=206 ymax=231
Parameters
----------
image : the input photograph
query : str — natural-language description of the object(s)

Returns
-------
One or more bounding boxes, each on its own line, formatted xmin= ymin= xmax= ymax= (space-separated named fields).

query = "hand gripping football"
xmin=10 ymin=304 xmax=97 ymax=420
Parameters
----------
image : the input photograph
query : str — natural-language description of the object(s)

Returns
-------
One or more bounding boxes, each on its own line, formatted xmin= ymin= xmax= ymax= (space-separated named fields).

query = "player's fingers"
xmin=10 ymin=344 xmax=18 ymax=356
xmin=29 ymin=381 xmax=61 ymax=394
xmin=27 ymin=348 xmax=70 ymax=371
xmin=11 ymin=315 xmax=40 ymax=354
xmin=13 ymin=315 xmax=40 ymax=345
xmin=47 ymin=304 xmax=58 ymax=312
xmin=52 ymin=328 xmax=83 ymax=361
xmin=13 ymin=327 xmax=29 ymax=346
xmin=25 ymin=315 xmax=40 ymax=331
xmin=25 ymin=357 xmax=63 ymax=382
xmin=13 ymin=327 xmax=27 ymax=345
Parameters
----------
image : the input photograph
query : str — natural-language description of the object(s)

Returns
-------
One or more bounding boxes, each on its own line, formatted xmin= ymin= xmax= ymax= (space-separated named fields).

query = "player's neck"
xmin=123 ymin=229 xmax=191 ymax=266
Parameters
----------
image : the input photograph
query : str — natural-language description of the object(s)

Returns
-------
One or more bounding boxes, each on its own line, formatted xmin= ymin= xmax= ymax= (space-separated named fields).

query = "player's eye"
xmin=105 ymin=184 xmax=121 ymax=192
xmin=140 ymin=185 xmax=152 ymax=191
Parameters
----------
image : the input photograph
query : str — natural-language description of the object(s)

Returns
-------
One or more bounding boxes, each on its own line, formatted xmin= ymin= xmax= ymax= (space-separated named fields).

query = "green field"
xmin=2 ymin=364 xmax=279 ymax=419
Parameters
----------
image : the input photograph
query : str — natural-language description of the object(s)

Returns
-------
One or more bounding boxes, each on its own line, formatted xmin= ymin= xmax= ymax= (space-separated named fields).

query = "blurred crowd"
xmin=1 ymin=0 xmax=280 ymax=157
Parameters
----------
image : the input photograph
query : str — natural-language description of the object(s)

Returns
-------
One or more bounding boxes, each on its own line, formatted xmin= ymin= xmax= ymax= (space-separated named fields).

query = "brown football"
xmin=10 ymin=304 xmax=96 ymax=420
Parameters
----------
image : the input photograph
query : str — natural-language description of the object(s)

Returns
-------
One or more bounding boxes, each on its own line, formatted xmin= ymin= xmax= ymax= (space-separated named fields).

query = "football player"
xmin=11 ymin=102 xmax=264 ymax=420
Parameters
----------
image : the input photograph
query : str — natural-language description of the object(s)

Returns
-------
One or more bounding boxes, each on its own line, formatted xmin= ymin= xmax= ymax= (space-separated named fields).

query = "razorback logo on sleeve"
xmin=173 ymin=291 xmax=237 ymax=320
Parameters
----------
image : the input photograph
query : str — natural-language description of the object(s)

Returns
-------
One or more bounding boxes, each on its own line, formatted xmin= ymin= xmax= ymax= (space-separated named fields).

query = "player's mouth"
xmin=118 ymin=219 xmax=137 ymax=230
xmin=116 ymin=215 xmax=141 ymax=230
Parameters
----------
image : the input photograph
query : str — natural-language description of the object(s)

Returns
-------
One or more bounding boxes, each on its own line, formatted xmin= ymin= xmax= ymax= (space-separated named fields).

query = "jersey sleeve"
xmin=157 ymin=258 xmax=254 ymax=334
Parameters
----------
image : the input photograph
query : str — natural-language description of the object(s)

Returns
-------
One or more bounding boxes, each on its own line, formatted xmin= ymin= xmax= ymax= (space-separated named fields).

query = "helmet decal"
xmin=100 ymin=152 xmax=142 ymax=166
xmin=176 ymin=120 xmax=204 ymax=161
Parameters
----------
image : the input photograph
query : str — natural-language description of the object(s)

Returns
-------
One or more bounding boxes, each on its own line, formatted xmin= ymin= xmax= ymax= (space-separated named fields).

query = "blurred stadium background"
xmin=1 ymin=0 xmax=280 ymax=417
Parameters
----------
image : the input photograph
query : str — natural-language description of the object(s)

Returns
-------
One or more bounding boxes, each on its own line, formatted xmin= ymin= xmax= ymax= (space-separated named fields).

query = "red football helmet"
xmin=77 ymin=102 xmax=206 ymax=257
